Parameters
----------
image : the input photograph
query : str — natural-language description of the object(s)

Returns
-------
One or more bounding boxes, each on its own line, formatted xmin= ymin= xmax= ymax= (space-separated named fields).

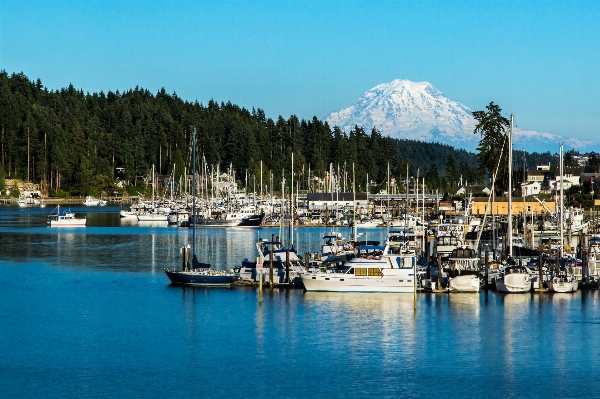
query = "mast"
xmin=291 ymin=152 xmax=294 ymax=249
xmin=192 ymin=127 xmax=197 ymax=252
xmin=559 ymin=143 xmax=564 ymax=258
xmin=353 ymin=163 xmax=356 ymax=240
xmin=507 ymin=114 xmax=514 ymax=258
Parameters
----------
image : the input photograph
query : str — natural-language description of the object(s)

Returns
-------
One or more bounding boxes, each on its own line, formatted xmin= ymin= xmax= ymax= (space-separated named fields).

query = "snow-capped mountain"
xmin=325 ymin=79 xmax=594 ymax=153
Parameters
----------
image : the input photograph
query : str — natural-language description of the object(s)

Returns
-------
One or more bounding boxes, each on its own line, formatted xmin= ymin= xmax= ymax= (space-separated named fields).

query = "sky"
xmin=1 ymin=0 xmax=599 ymax=142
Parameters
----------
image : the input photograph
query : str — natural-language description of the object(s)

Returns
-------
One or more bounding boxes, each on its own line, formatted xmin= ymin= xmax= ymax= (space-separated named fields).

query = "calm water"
xmin=1 ymin=206 xmax=600 ymax=398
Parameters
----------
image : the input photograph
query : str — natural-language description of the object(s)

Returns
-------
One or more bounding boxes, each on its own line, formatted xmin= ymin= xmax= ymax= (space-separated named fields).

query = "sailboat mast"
xmin=192 ymin=127 xmax=197 ymax=250
xmin=507 ymin=114 xmax=514 ymax=258
xmin=291 ymin=152 xmax=294 ymax=249
xmin=559 ymin=143 xmax=564 ymax=258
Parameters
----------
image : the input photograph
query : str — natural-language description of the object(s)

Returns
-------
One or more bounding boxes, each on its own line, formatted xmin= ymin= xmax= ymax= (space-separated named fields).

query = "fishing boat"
xmin=164 ymin=126 xmax=238 ymax=287
xmin=495 ymin=265 xmax=531 ymax=293
xmin=47 ymin=205 xmax=86 ymax=227
xmin=299 ymin=244 xmax=417 ymax=292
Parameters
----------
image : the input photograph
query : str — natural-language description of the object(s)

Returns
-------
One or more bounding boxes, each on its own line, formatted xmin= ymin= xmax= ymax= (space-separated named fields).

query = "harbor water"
xmin=1 ymin=206 xmax=600 ymax=398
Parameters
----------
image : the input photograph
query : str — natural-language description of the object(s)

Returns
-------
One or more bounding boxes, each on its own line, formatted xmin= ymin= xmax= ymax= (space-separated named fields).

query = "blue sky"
xmin=1 ymin=0 xmax=599 ymax=142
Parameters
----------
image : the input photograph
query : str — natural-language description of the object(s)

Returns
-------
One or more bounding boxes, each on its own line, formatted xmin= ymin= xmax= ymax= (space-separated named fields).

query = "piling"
xmin=285 ymin=249 xmax=290 ymax=283
xmin=258 ymin=268 xmax=263 ymax=302
xmin=186 ymin=246 xmax=191 ymax=272
xmin=305 ymin=253 xmax=309 ymax=271
xmin=535 ymin=252 xmax=548 ymax=292
xmin=484 ymin=251 xmax=489 ymax=290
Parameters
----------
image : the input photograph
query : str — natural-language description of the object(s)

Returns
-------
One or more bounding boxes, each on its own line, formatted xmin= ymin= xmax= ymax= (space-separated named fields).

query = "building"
xmin=470 ymin=197 xmax=555 ymax=215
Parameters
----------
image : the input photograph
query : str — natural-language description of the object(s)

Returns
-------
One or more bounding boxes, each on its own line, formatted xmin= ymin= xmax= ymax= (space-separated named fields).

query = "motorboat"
xmin=495 ymin=265 xmax=531 ymax=293
xmin=447 ymin=247 xmax=481 ymax=293
xmin=83 ymin=196 xmax=107 ymax=206
xmin=47 ymin=205 xmax=86 ymax=227
xmin=300 ymin=244 xmax=417 ymax=293
xmin=239 ymin=238 xmax=305 ymax=286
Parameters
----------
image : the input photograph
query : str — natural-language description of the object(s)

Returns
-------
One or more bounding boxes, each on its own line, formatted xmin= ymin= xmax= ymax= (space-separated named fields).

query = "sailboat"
xmin=164 ymin=126 xmax=238 ymax=287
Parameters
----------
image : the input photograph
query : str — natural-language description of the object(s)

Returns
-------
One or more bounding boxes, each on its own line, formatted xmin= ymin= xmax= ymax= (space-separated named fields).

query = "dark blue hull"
xmin=165 ymin=270 xmax=238 ymax=286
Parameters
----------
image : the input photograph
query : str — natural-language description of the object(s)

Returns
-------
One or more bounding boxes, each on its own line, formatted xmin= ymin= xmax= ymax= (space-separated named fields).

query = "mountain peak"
xmin=325 ymin=79 xmax=476 ymax=146
xmin=324 ymin=79 xmax=593 ymax=152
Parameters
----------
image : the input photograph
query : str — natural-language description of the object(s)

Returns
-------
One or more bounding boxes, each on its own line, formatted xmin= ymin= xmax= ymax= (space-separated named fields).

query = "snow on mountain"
xmin=325 ymin=79 xmax=594 ymax=153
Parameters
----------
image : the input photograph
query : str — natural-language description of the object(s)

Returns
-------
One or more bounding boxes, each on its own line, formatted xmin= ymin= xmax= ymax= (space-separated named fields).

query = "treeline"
xmin=0 ymin=71 xmax=555 ymax=197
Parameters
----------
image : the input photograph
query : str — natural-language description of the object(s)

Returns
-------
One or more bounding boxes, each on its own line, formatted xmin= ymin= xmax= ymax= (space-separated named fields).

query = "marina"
xmin=1 ymin=205 xmax=600 ymax=398
xmin=0 ymin=205 xmax=600 ymax=398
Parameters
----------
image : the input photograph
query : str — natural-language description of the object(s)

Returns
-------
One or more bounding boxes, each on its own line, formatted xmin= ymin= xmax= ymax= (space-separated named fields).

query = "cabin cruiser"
xmin=300 ymin=244 xmax=417 ymax=293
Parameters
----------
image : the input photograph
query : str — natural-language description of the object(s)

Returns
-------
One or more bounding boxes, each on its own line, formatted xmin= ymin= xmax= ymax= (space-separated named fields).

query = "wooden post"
xmin=258 ymin=266 xmax=263 ymax=302
xmin=436 ymin=254 xmax=443 ymax=291
xmin=186 ymin=246 xmax=191 ymax=272
xmin=484 ymin=250 xmax=489 ymax=290
xmin=285 ymin=249 xmax=290 ymax=283
xmin=182 ymin=246 xmax=186 ymax=271
xmin=305 ymin=252 xmax=309 ymax=271
xmin=536 ymin=252 xmax=548 ymax=292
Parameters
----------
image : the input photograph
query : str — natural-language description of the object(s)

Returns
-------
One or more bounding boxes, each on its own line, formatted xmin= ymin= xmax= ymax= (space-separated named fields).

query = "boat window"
xmin=368 ymin=268 xmax=383 ymax=277
xmin=355 ymin=268 xmax=367 ymax=276
xmin=347 ymin=268 xmax=354 ymax=274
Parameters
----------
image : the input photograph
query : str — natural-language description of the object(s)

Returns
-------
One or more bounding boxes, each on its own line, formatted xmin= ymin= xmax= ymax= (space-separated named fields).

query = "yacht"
xmin=300 ymin=244 xmax=417 ymax=293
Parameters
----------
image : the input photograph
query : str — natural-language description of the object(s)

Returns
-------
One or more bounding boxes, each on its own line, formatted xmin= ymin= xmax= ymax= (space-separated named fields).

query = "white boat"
xmin=137 ymin=211 xmax=168 ymax=222
xmin=448 ymin=247 xmax=481 ymax=293
xmin=239 ymin=238 xmax=305 ymax=286
xmin=318 ymin=232 xmax=355 ymax=266
xmin=495 ymin=265 xmax=531 ymax=293
xmin=47 ymin=205 xmax=86 ymax=227
xmin=16 ymin=197 xmax=27 ymax=207
xmin=300 ymin=244 xmax=417 ymax=293
xmin=83 ymin=196 xmax=107 ymax=206
xmin=548 ymin=275 xmax=578 ymax=293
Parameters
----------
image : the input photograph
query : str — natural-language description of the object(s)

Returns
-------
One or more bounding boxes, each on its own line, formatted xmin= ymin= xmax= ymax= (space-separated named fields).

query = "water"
xmin=1 ymin=206 xmax=599 ymax=398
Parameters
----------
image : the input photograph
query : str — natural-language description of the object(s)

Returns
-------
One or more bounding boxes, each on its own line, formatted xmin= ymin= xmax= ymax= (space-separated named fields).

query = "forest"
xmin=0 ymin=71 xmax=561 ymax=197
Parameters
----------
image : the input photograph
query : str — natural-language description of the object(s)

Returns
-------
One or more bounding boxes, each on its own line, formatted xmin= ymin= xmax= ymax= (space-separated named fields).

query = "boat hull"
xmin=549 ymin=280 xmax=578 ymax=293
xmin=165 ymin=270 xmax=238 ymax=286
xmin=300 ymin=268 xmax=415 ymax=293
xmin=495 ymin=274 xmax=531 ymax=293
xmin=449 ymin=275 xmax=481 ymax=293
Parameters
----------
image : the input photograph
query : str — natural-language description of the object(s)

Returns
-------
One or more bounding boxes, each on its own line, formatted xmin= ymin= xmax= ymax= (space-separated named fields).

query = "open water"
xmin=1 ymin=205 xmax=600 ymax=398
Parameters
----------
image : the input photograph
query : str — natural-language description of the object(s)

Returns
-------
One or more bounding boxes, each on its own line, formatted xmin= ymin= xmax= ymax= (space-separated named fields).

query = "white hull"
xmin=549 ymin=279 xmax=578 ymax=293
xmin=137 ymin=213 xmax=168 ymax=221
xmin=50 ymin=219 xmax=87 ymax=227
xmin=301 ymin=267 xmax=415 ymax=293
xmin=449 ymin=275 xmax=480 ymax=293
xmin=496 ymin=273 xmax=531 ymax=293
